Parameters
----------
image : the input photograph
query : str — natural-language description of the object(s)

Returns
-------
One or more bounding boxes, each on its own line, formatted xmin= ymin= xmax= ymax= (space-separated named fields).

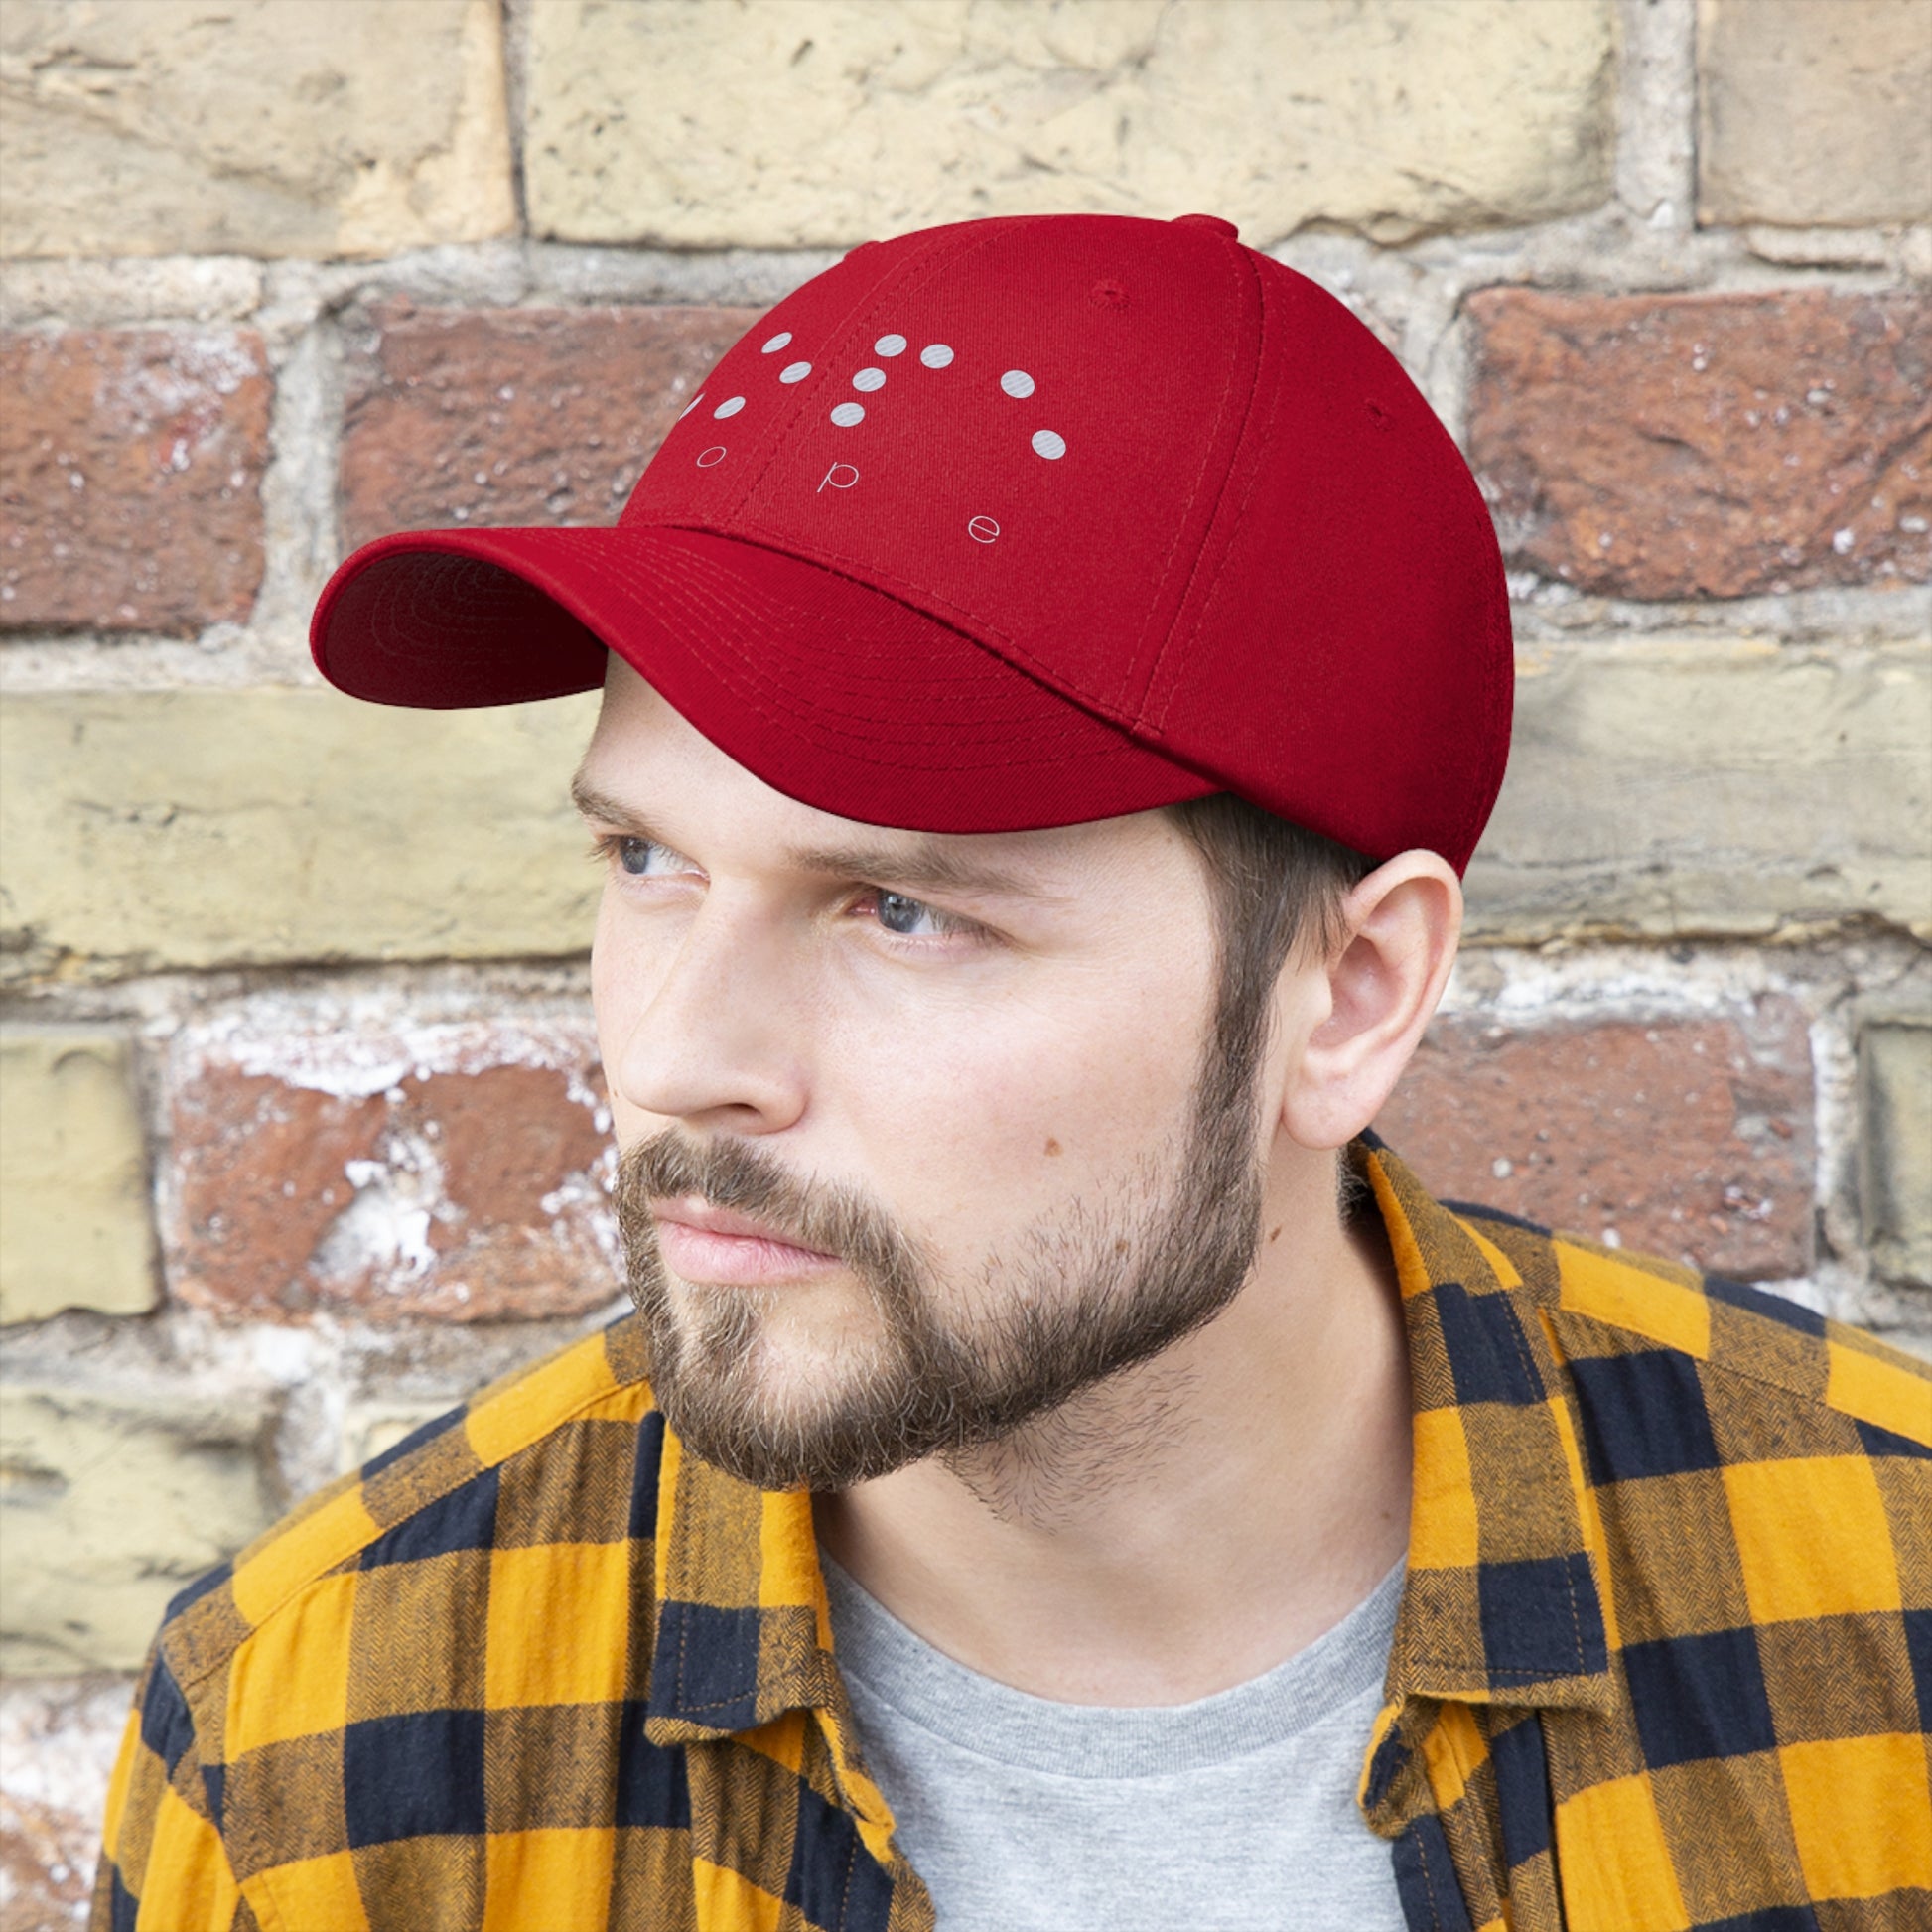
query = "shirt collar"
xmin=643 ymin=1424 xmax=830 ymax=1742
xmin=641 ymin=1425 xmax=902 ymax=1841
xmin=643 ymin=1135 xmax=1614 ymax=1749
xmin=1356 ymin=1133 xmax=1613 ymax=1717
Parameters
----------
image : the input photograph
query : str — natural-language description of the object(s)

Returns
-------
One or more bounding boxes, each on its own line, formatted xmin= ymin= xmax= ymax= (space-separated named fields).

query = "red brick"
xmin=171 ymin=1074 xmax=380 ymax=1317
xmin=0 ymin=328 xmax=271 ymax=632
xmin=1467 ymin=290 xmax=1930 ymax=599
xmin=169 ymin=1046 xmax=619 ymax=1323
xmin=1377 ymin=1000 xmax=1815 ymax=1280
xmin=338 ymin=304 xmax=759 ymax=554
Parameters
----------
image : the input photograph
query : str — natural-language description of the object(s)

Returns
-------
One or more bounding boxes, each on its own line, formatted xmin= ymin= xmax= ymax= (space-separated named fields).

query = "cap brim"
xmin=312 ymin=525 xmax=1217 ymax=833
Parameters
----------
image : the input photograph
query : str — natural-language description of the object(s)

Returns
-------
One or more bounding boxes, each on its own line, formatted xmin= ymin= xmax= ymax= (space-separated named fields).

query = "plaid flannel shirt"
xmin=96 ymin=1137 xmax=1932 ymax=1932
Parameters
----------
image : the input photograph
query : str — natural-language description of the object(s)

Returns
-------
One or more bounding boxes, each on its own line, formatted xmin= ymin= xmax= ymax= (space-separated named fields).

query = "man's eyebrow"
xmin=571 ymin=772 xmax=1052 ymax=900
xmin=783 ymin=839 xmax=1046 ymax=900
xmin=570 ymin=774 xmax=651 ymax=830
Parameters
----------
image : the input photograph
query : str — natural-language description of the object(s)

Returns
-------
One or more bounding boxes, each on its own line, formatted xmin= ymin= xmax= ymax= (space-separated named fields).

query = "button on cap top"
xmin=1172 ymin=212 xmax=1239 ymax=238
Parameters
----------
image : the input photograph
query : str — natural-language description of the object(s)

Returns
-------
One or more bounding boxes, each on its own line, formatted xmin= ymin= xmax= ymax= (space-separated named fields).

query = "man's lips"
xmin=648 ymin=1197 xmax=843 ymax=1286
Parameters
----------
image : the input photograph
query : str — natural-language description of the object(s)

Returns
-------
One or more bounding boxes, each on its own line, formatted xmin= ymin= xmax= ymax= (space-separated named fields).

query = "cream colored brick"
xmin=0 ymin=1031 xmax=158 ymax=1323
xmin=1861 ymin=1013 xmax=1932 ymax=1287
xmin=0 ymin=255 xmax=264 ymax=328
xmin=525 ymin=0 xmax=1617 ymax=248
xmin=1699 ymin=0 xmax=1932 ymax=227
xmin=0 ymin=0 xmax=513 ymax=261
xmin=1 ymin=688 xmax=602 ymax=982
xmin=1467 ymin=641 xmax=1932 ymax=944
xmin=0 ymin=1384 xmax=271 ymax=1671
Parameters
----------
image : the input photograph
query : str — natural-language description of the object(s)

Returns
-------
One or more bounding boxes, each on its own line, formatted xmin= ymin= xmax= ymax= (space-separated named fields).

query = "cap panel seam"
xmin=1116 ymin=237 xmax=1256 ymax=723
xmin=710 ymin=518 xmax=1145 ymax=734
xmin=639 ymin=533 xmax=1104 ymax=755
xmin=673 ymin=625 xmax=1130 ymax=773
xmin=710 ymin=232 xmax=934 ymax=521
xmin=727 ymin=226 xmax=1005 ymax=521
xmin=1146 ymin=244 xmax=1280 ymax=739
xmin=719 ymin=236 xmax=915 ymax=520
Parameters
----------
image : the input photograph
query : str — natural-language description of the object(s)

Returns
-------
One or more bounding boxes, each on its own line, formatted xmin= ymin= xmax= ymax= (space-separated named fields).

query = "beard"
xmin=615 ymin=1046 xmax=1267 ymax=1494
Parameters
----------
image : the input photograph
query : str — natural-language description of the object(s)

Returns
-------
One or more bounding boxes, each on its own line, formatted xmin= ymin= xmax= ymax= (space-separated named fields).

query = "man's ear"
xmin=1273 ymin=851 xmax=1463 ymax=1152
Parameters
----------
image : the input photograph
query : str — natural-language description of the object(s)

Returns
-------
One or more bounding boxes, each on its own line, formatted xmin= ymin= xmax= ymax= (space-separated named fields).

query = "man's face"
xmin=581 ymin=661 xmax=1268 ymax=1490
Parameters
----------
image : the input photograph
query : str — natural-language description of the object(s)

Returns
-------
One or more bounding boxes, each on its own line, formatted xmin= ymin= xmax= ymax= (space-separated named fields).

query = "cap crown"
xmin=622 ymin=213 xmax=1510 ymax=867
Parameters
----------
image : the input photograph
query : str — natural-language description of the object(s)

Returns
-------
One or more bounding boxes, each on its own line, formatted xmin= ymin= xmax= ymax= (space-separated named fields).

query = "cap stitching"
xmin=1149 ymin=249 xmax=1281 ymax=738
xmin=646 ymin=548 xmax=1141 ymax=772
xmin=1140 ymin=241 xmax=1271 ymax=736
xmin=731 ymin=225 xmax=1007 ymax=519
xmin=713 ymin=518 xmax=1145 ymax=735
xmin=664 ymin=575 xmax=1088 ymax=738
xmin=687 ymin=635 xmax=1103 ymax=761
xmin=722 ymin=239 xmax=918 ymax=521
xmin=686 ymin=651 xmax=1139 ymax=773
xmin=1117 ymin=235 xmax=1254 ymax=723
xmin=486 ymin=513 xmax=1128 ymax=745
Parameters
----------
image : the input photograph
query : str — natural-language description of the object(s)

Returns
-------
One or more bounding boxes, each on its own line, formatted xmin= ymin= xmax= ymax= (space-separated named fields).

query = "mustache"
xmin=614 ymin=1127 xmax=925 ymax=1289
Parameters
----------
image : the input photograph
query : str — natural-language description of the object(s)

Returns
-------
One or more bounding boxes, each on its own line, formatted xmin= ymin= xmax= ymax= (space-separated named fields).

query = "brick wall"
xmin=2 ymin=2 xmax=1928 ymax=1922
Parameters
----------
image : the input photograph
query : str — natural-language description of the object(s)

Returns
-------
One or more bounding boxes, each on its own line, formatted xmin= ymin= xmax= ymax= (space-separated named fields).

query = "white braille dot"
xmin=779 ymin=361 xmax=811 ymax=383
xmin=920 ymin=344 xmax=954 ymax=369
xmin=761 ymin=332 xmax=792 ymax=353
xmin=830 ymin=402 xmax=866 ymax=427
xmin=852 ymin=367 xmax=886 ymax=392
xmin=1032 ymin=429 xmax=1066 ymax=460
xmin=713 ymin=396 xmax=746 ymax=419
xmin=1001 ymin=369 xmax=1035 ymax=399
xmin=874 ymin=334 xmax=907 ymax=357
xmin=678 ymin=392 xmax=705 ymax=419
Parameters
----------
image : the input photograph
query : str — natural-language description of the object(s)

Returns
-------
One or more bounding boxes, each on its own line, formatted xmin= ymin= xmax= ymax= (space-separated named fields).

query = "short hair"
xmin=1161 ymin=794 xmax=1375 ymax=1123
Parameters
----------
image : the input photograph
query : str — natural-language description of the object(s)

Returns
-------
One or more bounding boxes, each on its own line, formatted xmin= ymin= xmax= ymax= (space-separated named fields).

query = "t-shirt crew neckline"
xmin=820 ymin=1553 xmax=1405 ymax=1781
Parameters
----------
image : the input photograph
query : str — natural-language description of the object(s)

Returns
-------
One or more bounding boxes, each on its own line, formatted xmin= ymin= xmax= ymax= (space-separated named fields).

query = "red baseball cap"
xmin=312 ymin=212 xmax=1511 ymax=870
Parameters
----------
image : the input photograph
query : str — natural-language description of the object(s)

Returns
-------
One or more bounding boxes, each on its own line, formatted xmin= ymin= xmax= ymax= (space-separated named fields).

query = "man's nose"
xmin=606 ymin=892 xmax=811 ymax=1135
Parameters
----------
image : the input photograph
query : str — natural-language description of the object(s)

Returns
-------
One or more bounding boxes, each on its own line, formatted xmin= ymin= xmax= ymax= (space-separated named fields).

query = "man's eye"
xmin=614 ymin=837 xmax=681 ymax=877
xmin=875 ymin=891 xmax=949 ymax=937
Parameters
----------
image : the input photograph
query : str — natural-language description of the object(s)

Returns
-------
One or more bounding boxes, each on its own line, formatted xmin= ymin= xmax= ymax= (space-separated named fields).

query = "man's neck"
xmin=811 ymin=1148 xmax=1413 ymax=1707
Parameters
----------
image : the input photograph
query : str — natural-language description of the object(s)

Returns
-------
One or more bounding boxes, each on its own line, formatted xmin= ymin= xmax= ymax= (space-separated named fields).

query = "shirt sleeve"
xmin=92 ymin=1647 xmax=248 ymax=1932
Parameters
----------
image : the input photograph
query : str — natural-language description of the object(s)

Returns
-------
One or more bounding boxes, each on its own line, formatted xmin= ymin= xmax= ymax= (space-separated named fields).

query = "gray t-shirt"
xmin=823 ymin=1556 xmax=1408 ymax=1931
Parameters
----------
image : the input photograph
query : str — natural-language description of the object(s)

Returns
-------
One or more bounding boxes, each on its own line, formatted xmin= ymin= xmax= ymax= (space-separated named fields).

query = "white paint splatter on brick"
xmin=184 ymin=1014 xmax=603 ymax=1102
xmin=0 ymin=1675 xmax=133 ymax=1927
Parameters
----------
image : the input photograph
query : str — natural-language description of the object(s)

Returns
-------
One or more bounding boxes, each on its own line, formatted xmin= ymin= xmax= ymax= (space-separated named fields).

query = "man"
xmin=97 ymin=214 xmax=1929 ymax=1932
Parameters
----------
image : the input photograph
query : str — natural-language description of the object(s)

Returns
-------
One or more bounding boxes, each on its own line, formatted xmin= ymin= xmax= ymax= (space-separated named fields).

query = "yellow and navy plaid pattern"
xmin=95 ymin=1137 xmax=1932 ymax=1931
